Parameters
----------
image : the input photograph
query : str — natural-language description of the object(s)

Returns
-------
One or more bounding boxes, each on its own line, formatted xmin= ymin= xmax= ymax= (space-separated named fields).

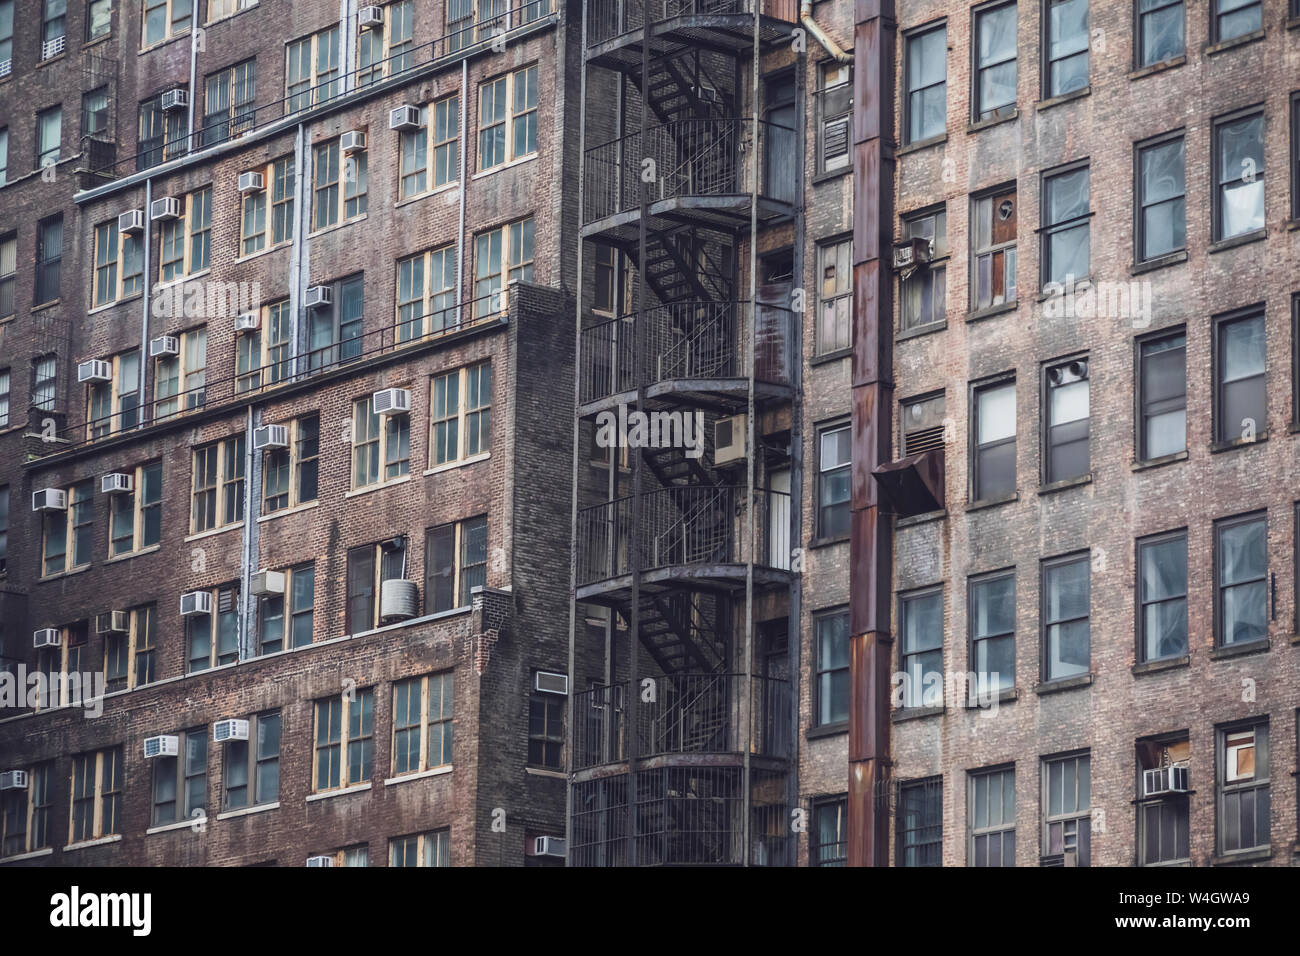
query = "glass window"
xmin=1215 ymin=513 xmax=1267 ymax=647
xmin=900 ymin=589 xmax=943 ymax=708
xmin=817 ymin=424 xmax=850 ymax=538
xmin=1044 ymin=359 xmax=1089 ymax=483
xmin=1042 ymin=554 xmax=1090 ymax=681
xmin=1137 ymin=135 xmax=1185 ymax=261
xmin=1214 ymin=111 xmax=1264 ymax=241
xmin=1137 ymin=531 xmax=1188 ymax=662
xmin=1042 ymin=165 xmax=1089 ymax=287
xmin=973 ymin=380 xmax=1015 ymax=501
xmin=815 ymin=610 xmax=849 ymax=727
xmin=1212 ymin=0 xmax=1260 ymax=44
xmin=970 ymin=572 xmax=1015 ymax=694
xmin=968 ymin=766 xmax=1015 ymax=866
xmin=905 ymin=24 xmax=946 ymax=144
xmin=1215 ymin=312 xmax=1265 ymax=443
xmin=971 ymin=187 xmax=1016 ymax=310
xmin=973 ymin=2 xmax=1017 ymax=122
xmin=812 ymin=797 xmax=847 ymax=866
xmin=899 ymin=211 xmax=946 ymax=330
xmin=1044 ymin=0 xmax=1088 ymax=98
xmin=1137 ymin=331 xmax=1185 ymax=459
xmin=816 ymin=239 xmax=852 ymax=353
xmin=1136 ymin=0 xmax=1183 ymax=68
xmin=1042 ymin=753 xmax=1090 ymax=864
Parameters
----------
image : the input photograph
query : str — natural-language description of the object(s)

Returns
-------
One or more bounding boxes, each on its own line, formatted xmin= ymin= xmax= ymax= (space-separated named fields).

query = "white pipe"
xmin=800 ymin=0 xmax=852 ymax=63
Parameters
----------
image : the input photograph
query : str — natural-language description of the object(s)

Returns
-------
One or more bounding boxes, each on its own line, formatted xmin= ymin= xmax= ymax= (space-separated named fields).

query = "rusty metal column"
xmin=847 ymin=0 xmax=896 ymax=868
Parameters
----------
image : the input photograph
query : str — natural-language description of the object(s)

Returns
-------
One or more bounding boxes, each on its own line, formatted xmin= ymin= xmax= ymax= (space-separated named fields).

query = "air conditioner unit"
xmin=359 ymin=5 xmax=384 ymax=27
xmin=1142 ymin=765 xmax=1190 ymax=798
xmin=150 ymin=197 xmax=181 ymax=221
xmin=31 ymin=488 xmax=68 ymax=511
xmin=235 ymin=312 xmax=260 ymax=332
xmin=101 ymin=472 xmax=133 ymax=495
xmin=892 ymin=236 xmax=933 ymax=271
xmin=180 ymin=591 xmax=212 ymax=617
xmin=0 ymin=770 xmax=28 ymax=791
xmin=253 ymin=424 xmax=289 ymax=451
xmin=304 ymin=286 xmax=332 ymax=309
xmin=533 ymin=836 xmax=566 ymax=858
xmin=250 ymin=570 xmax=286 ymax=596
xmin=213 ymin=719 xmax=250 ymax=743
xmin=149 ymin=335 xmax=180 ymax=357
xmin=379 ymin=579 xmax=419 ymax=621
xmin=95 ymin=610 xmax=129 ymax=634
xmin=117 ymin=209 xmax=145 ymax=234
xmin=340 ymin=130 xmax=367 ymax=153
xmin=306 ymin=855 xmax=335 ymax=867
xmin=143 ymin=735 xmax=180 ymax=759
xmin=238 ymin=171 xmax=264 ymax=194
xmin=389 ymin=105 xmax=420 ymax=131
xmin=1048 ymin=359 xmax=1089 ymax=387
xmin=77 ymin=360 xmax=112 ymax=383
xmin=372 ymin=388 xmax=411 ymax=416
xmin=32 ymin=628 xmax=62 ymax=649
xmin=161 ymin=88 xmax=188 ymax=112
xmin=713 ymin=414 xmax=746 ymax=466
xmin=534 ymin=671 xmax=569 ymax=695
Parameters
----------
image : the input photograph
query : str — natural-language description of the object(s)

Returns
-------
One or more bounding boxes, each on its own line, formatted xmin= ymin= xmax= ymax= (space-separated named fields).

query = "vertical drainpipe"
xmin=456 ymin=60 xmax=468 ymax=317
xmin=289 ymin=124 xmax=307 ymax=377
xmin=137 ymin=179 xmax=153 ymax=416
xmin=847 ymin=0 xmax=896 ymax=867
xmin=187 ymin=29 xmax=199 ymax=150
xmin=239 ymin=406 xmax=259 ymax=659
xmin=341 ymin=0 xmax=356 ymax=97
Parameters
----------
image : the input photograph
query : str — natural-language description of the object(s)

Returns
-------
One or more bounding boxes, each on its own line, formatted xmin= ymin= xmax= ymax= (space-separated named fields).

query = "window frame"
xmin=1211 ymin=306 xmax=1266 ymax=445
xmin=158 ymin=186 xmax=212 ymax=283
xmin=1134 ymin=0 xmax=1185 ymax=70
xmin=221 ymin=710 xmax=281 ymax=811
xmin=185 ymin=583 xmax=240 ymax=673
xmin=1134 ymin=129 xmax=1186 ymax=263
xmin=261 ymin=412 xmax=319 ymax=513
xmin=346 ymin=539 xmax=409 ymax=633
xmin=103 ymin=604 xmax=156 ymax=693
xmin=1040 ymin=551 xmax=1091 ymax=683
xmin=189 ymin=434 xmax=245 ymax=534
xmin=970 ymin=0 xmax=1018 ymax=123
xmin=896 ymin=777 xmax=942 ymax=867
xmin=311 ymin=138 xmax=367 ymax=231
xmin=1215 ymin=719 xmax=1270 ymax=856
xmin=1134 ymin=327 xmax=1186 ymax=461
xmin=810 ymin=795 xmax=848 ymax=866
xmin=0 ymin=762 xmax=52 ymax=857
xmin=1211 ymin=106 xmax=1266 ymax=244
xmin=1041 ymin=751 xmax=1091 ymax=865
xmin=970 ymin=375 xmax=1017 ymax=503
xmin=389 ymin=828 xmax=449 ymax=867
xmin=92 ymin=219 xmax=145 ymax=307
xmin=351 ymin=393 xmax=410 ymax=489
xmin=423 ymin=515 xmax=488 ymax=614
xmin=153 ymin=326 xmax=207 ymax=419
xmin=284 ymin=25 xmax=341 ymax=114
xmin=1041 ymin=355 xmax=1090 ymax=485
xmin=1213 ymin=510 xmax=1269 ymax=649
xmin=473 ymin=217 xmax=533 ymax=318
xmin=1210 ymin=0 xmax=1262 ymax=45
xmin=969 ymin=184 xmax=1017 ymax=311
xmin=967 ymin=764 xmax=1016 ymax=866
xmin=312 ymin=687 xmax=375 ymax=792
xmin=527 ymin=685 xmax=564 ymax=769
xmin=397 ymin=244 xmax=458 ymax=341
xmin=108 ymin=460 xmax=162 ymax=557
xmin=40 ymin=479 xmax=93 ymax=578
xmin=902 ymin=21 xmax=946 ymax=146
xmin=816 ymin=60 xmax=853 ymax=172
xmin=1135 ymin=529 xmax=1189 ymax=664
xmin=357 ymin=0 xmax=414 ymax=86
xmin=392 ymin=672 xmax=455 ymax=776
xmin=257 ymin=562 xmax=314 ymax=655
xmin=150 ymin=726 xmax=207 ymax=827
xmin=968 ymin=569 xmax=1017 ymax=696
xmin=898 ymin=586 xmax=944 ymax=710
xmin=813 ymin=607 xmax=850 ymax=729
xmin=476 ymin=64 xmax=538 ymax=172
xmin=815 ymin=236 xmax=852 ymax=354
xmin=1040 ymin=0 xmax=1089 ymax=100
xmin=68 ymin=746 xmax=122 ymax=844
xmin=429 ymin=361 xmax=491 ymax=467
xmin=239 ymin=156 xmax=295 ymax=257
xmin=141 ymin=0 xmax=192 ymax=49
xmin=816 ymin=421 xmax=851 ymax=540
xmin=898 ymin=207 xmax=947 ymax=331
xmin=1040 ymin=160 xmax=1091 ymax=289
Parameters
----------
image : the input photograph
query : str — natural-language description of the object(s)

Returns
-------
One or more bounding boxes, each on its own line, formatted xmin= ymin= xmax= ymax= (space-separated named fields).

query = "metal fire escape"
xmin=569 ymin=0 xmax=799 ymax=866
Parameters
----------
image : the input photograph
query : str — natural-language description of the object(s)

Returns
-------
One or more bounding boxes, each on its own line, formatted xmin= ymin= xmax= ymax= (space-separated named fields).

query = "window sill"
xmin=1208 ymin=229 xmax=1266 ymax=254
xmin=807 ymin=534 xmax=850 ymax=550
xmin=38 ymin=563 xmax=91 ymax=583
xmin=258 ymin=499 xmax=320 ymax=523
xmin=1128 ymin=54 xmax=1187 ymax=81
xmin=964 ymin=687 xmax=1017 ymax=709
xmin=1035 ymin=86 xmax=1090 ymax=112
xmin=34 ymin=51 xmax=67 ymax=69
xmin=0 ymin=847 xmax=54 ymax=863
xmin=306 ymin=782 xmax=373 ymax=803
xmin=236 ymin=241 xmax=292 ymax=265
xmin=384 ymin=765 xmax=453 ymax=787
xmin=811 ymin=165 xmax=852 ymax=186
xmin=1132 ymin=450 xmax=1188 ymax=472
xmin=216 ymin=801 xmax=280 ymax=821
xmin=1203 ymin=28 xmax=1266 ymax=58
xmin=896 ymin=133 xmax=947 ymax=157
xmin=1034 ymin=673 xmax=1093 ymax=695
xmin=32 ymin=299 xmax=62 ymax=313
xmin=525 ymin=766 xmax=566 ymax=778
xmin=966 ymin=492 xmax=1018 ymax=513
xmin=1130 ymin=250 xmax=1187 ymax=276
xmin=307 ymin=214 xmax=367 ymax=241
xmin=1291 ymin=633 xmax=1300 ymax=646
xmin=146 ymin=817 xmax=203 ymax=836
xmin=423 ymin=452 xmax=490 ymax=477
xmin=1132 ymin=654 xmax=1189 ymax=676
xmin=205 ymin=1 xmax=259 ymax=27
xmin=89 ymin=292 xmax=144 ymax=315
xmin=1211 ymin=847 xmax=1271 ymax=865
xmin=1038 ymin=275 xmax=1094 ymax=303
xmin=471 ymin=153 xmax=538 ymax=181
xmin=966 ymin=109 xmax=1018 ymax=134
xmin=809 ymin=346 xmax=852 ymax=366
xmin=965 ymin=301 xmax=1017 ymax=324
xmin=1038 ymin=473 xmax=1091 ymax=496
xmin=154 ymin=269 xmax=211 ymax=296
xmin=63 ymin=834 xmax=121 ymax=852
xmin=805 ymin=722 xmax=848 ymax=741
xmin=1290 ymin=15 xmax=1300 ymax=31
xmin=345 ymin=473 xmax=412 ymax=498
xmin=184 ymin=521 xmax=244 ymax=544
xmin=394 ymin=181 xmax=459 ymax=209
xmin=1210 ymin=433 xmax=1268 ymax=454
xmin=896 ymin=319 xmax=947 ymax=342
xmin=891 ymin=705 xmax=945 ymax=722
xmin=105 ymin=543 xmax=162 ymax=564
xmin=1210 ymin=638 xmax=1269 ymax=661
xmin=137 ymin=31 xmax=193 ymax=56
xmin=895 ymin=509 xmax=947 ymax=529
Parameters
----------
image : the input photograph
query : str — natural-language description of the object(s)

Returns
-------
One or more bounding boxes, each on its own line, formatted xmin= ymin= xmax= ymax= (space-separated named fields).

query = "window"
xmin=1214 ymin=309 xmax=1265 ymax=443
xmin=393 ymin=672 xmax=454 ymax=775
xmin=153 ymin=327 xmax=205 ymax=420
xmin=1136 ymin=735 xmax=1190 ymax=865
xmin=352 ymin=394 xmax=409 ymax=488
xmin=82 ymin=87 xmax=109 ymax=137
xmin=137 ymin=93 xmax=186 ymax=169
xmin=899 ymin=589 xmax=943 ymax=709
xmin=0 ymin=372 xmax=7 ymax=430
xmin=103 ymin=605 xmax=156 ymax=693
xmin=1215 ymin=512 xmax=1267 ymax=647
xmin=0 ymin=128 xmax=6 ymax=186
xmin=1136 ymin=134 xmax=1185 ymax=261
xmin=92 ymin=220 xmax=145 ymax=306
xmin=88 ymin=350 xmax=140 ymax=441
xmin=285 ymin=25 xmax=340 ymax=112
xmin=258 ymin=563 xmax=314 ymax=654
xmin=191 ymin=435 xmax=244 ymax=533
xmin=159 ymin=186 xmax=212 ymax=282
xmin=0 ymin=3 xmax=11 ymax=73
xmin=1292 ymin=94 xmax=1299 ymax=222
xmin=969 ymin=571 xmax=1015 ymax=694
xmin=430 ymin=362 xmax=491 ymax=466
xmin=36 ymin=106 xmax=62 ymax=167
xmin=1042 ymin=553 xmax=1089 ymax=681
xmin=32 ymin=354 xmax=56 ymax=412
xmin=35 ymin=216 xmax=63 ymax=305
xmin=904 ymin=24 xmax=946 ymax=144
xmin=0 ymin=763 xmax=51 ymax=856
xmin=0 ymin=486 xmax=7 ymax=574
xmin=69 ymin=747 xmax=122 ymax=843
xmin=41 ymin=480 xmax=93 ymax=577
xmin=312 ymin=139 xmax=366 ymax=230
xmin=109 ymin=461 xmax=162 ymax=556
xmin=1043 ymin=358 xmax=1089 ymax=483
xmin=40 ymin=0 xmax=65 ymax=51
xmin=817 ymin=62 xmax=852 ymax=172
xmin=358 ymin=0 xmax=413 ymax=84
xmin=207 ymin=0 xmax=253 ymax=22
xmin=424 ymin=516 xmax=488 ymax=613
xmin=968 ymin=766 xmax=1015 ymax=866
xmin=35 ymin=622 xmax=86 ymax=709
xmin=151 ymin=728 xmax=206 ymax=827
xmin=1042 ymin=752 xmax=1090 ymax=865
xmin=142 ymin=0 xmax=191 ymax=47
xmin=1137 ymin=330 xmax=1185 ymax=460
xmin=972 ymin=2 xmax=1017 ymax=122
xmin=811 ymin=796 xmax=847 ymax=866
xmin=1041 ymin=164 xmax=1089 ymax=287
xmin=814 ymin=609 xmax=849 ymax=727
xmin=592 ymin=243 xmax=631 ymax=315
xmin=346 ymin=539 xmax=407 ymax=633
xmin=1217 ymin=722 xmax=1269 ymax=855
xmin=1043 ymin=0 xmax=1087 ymax=98
xmin=397 ymin=246 xmax=457 ymax=341
xmin=223 ymin=711 xmax=280 ymax=810
xmin=448 ymin=0 xmax=504 ymax=50
xmin=390 ymin=830 xmax=449 ymax=867
xmin=324 ymin=845 xmax=370 ymax=867
xmin=478 ymin=65 xmax=538 ymax=171
xmin=1136 ymin=0 xmax=1183 ymax=68
xmin=308 ymin=275 xmax=363 ymax=370
xmin=399 ymin=95 xmax=461 ymax=199
xmin=236 ymin=300 xmax=292 ymax=392
xmin=528 ymin=686 xmax=563 ymax=769
xmin=474 ymin=218 xmax=533 ymax=318
xmin=187 ymin=584 xmax=239 ymax=672
xmin=1213 ymin=110 xmax=1264 ymax=242
xmin=897 ymin=778 xmax=942 ymax=866
xmin=971 ymin=187 xmax=1016 ymax=310
xmin=816 ymin=238 xmax=852 ymax=353
xmin=1211 ymin=0 xmax=1260 ymax=44
xmin=313 ymin=688 xmax=374 ymax=791
xmin=1137 ymin=530 xmax=1188 ymax=663
xmin=240 ymin=157 xmax=294 ymax=255
xmin=262 ymin=413 xmax=318 ymax=513
xmin=899 ymin=210 xmax=946 ymax=330
xmin=972 ymin=379 xmax=1015 ymax=501
xmin=0 ymin=233 xmax=14 ymax=318
xmin=201 ymin=59 xmax=255 ymax=147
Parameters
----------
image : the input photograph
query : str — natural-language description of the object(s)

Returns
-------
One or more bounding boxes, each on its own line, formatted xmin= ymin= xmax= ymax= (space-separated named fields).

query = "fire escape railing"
xmin=585 ymin=0 xmax=797 ymax=46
